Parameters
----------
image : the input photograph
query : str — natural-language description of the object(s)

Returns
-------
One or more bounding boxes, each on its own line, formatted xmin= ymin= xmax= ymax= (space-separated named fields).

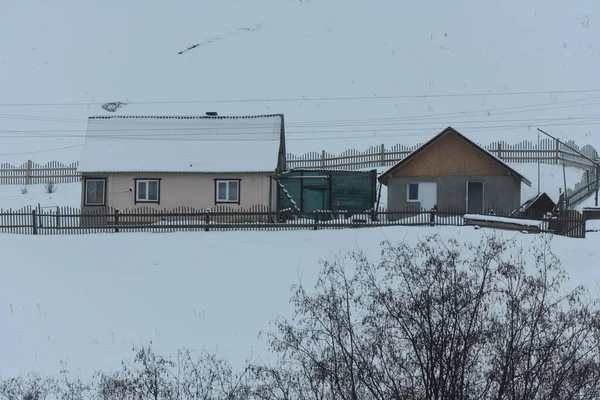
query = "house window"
xmin=135 ymin=179 xmax=160 ymax=203
xmin=407 ymin=183 xmax=419 ymax=201
xmin=85 ymin=178 xmax=106 ymax=206
xmin=215 ymin=180 xmax=240 ymax=203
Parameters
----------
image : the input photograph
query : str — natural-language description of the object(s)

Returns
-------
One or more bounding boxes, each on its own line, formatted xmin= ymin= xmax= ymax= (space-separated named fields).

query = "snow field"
xmin=1 ymin=226 xmax=599 ymax=380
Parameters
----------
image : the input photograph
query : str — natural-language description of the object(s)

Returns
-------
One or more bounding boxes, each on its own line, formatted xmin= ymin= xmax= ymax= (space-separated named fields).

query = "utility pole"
xmin=563 ymin=159 xmax=568 ymax=209
xmin=596 ymin=158 xmax=599 ymax=207
xmin=537 ymin=130 xmax=541 ymax=195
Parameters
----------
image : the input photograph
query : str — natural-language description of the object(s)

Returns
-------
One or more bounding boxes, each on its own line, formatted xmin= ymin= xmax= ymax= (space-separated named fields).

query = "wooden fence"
xmin=286 ymin=138 xmax=599 ymax=170
xmin=0 ymin=205 xmax=585 ymax=238
xmin=0 ymin=160 xmax=79 ymax=185
xmin=565 ymin=168 xmax=599 ymax=207
xmin=0 ymin=139 xmax=597 ymax=186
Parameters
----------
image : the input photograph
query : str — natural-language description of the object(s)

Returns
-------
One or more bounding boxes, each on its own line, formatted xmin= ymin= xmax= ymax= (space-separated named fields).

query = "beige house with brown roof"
xmin=77 ymin=113 xmax=286 ymax=212
xmin=378 ymin=127 xmax=532 ymax=216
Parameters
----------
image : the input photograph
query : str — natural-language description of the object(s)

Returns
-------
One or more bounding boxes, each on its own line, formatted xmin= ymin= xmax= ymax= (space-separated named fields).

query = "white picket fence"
xmin=0 ymin=160 xmax=80 ymax=185
xmin=286 ymin=138 xmax=599 ymax=170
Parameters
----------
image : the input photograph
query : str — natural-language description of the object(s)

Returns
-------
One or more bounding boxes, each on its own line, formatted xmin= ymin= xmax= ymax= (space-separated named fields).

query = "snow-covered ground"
xmin=1 ymin=1 xmax=600 ymax=165
xmin=0 ymin=183 xmax=80 ymax=210
xmin=576 ymin=196 xmax=600 ymax=210
xmin=0 ymin=226 xmax=598 ymax=380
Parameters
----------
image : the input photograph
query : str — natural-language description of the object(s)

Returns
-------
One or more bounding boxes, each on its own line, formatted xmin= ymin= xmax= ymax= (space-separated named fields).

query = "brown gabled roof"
xmin=378 ymin=126 xmax=532 ymax=186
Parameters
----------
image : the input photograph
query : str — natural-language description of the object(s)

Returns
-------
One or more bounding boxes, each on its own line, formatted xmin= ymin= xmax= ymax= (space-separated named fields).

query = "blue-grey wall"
xmin=386 ymin=175 xmax=522 ymax=214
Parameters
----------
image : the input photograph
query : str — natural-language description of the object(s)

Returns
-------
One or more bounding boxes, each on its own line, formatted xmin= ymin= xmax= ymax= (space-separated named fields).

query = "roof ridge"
xmin=88 ymin=114 xmax=283 ymax=120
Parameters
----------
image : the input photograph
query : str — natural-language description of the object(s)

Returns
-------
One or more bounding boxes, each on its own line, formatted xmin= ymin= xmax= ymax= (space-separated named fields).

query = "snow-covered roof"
xmin=77 ymin=114 xmax=284 ymax=173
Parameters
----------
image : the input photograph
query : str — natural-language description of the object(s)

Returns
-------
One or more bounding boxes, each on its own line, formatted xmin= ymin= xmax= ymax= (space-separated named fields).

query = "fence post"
xmin=555 ymin=139 xmax=560 ymax=165
xmin=56 ymin=206 xmax=60 ymax=231
xmin=313 ymin=212 xmax=319 ymax=230
xmin=595 ymin=161 xmax=599 ymax=207
xmin=204 ymin=213 xmax=210 ymax=231
xmin=497 ymin=142 xmax=502 ymax=160
xmin=114 ymin=209 xmax=120 ymax=233
xmin=32 ymin=209 xmax=37 ymax=235
xmin=25 ymin=160 xmax=32 ymax=185
xmin=429 ymin=205 xmax=437 ymax=226
xmin=321 ymin=150 xmax=326 ymax=167
xmin=380 ymin=143 xmax=385 ymax=166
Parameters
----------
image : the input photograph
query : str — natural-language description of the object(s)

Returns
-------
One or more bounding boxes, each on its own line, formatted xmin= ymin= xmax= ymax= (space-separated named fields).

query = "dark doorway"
xmin=467 ymin=181 xmax=484 ymax=214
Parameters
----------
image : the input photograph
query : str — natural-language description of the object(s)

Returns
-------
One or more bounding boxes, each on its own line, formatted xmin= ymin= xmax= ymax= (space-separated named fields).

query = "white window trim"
xmin=135 ymin=179 xmax=160 ymax=203
xmin=216 ymin=180 xmax=240 ymax=203
xmin=84 ymin=178 xmax=106 ymax=206
xmin=407 ymin=182 xmax=420 ymax=202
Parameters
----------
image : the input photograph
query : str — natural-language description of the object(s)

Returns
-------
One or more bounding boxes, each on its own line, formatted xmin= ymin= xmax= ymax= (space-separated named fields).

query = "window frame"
xmin=407 ymin=182 xmax=420 ymax=202
xmin=84 ymin=178 xmax=107 ymax=206
xmin=134 ymin=178 xmax=161 ymax=204
xmin=214 ymin=179 xmax=241 ymax=205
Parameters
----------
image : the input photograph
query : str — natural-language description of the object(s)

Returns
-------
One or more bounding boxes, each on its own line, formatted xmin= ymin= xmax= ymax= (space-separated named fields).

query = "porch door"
xmin=466 ymin=181 xmax=484 ymax=214
xmin=419 ymin=182 xmax=437 ymax=209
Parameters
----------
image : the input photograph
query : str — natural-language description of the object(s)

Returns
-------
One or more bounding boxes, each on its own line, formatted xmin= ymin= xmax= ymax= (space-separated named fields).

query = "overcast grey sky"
xmin=0 ymin=0 xmax=599 ymax=159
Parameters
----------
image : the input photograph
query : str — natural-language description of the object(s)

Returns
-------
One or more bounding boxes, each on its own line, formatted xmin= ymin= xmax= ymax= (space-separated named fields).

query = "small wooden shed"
xmin=277 ymin=169 xmax=378 ymax=215
xmin=510 ymin=192 xmax=556 ymax=219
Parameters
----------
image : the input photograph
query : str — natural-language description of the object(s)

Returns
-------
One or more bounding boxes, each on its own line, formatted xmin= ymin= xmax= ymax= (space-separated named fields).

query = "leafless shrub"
xmin=0 ymin=373 xmax=57 ymax=400
xmin=44 ymin=180 xmax=56 ymax=194
xmin=55 ymin=360 xmax=92 ymax=400
xmin=94 ymin=343 xmax=259 ymax=400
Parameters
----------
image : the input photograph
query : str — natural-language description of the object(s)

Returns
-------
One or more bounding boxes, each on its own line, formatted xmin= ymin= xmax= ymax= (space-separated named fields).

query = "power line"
xmin=3 ymin=94 xmax=600 ymax=125
xmin=1 ymin=96 xmax=599 ymax=132
xmin=0 ymin=122 xmax=588 ymax=158
xmin=294 ymin=100 xmax=600 ymax=126
xmin=2 ymin=89 xmax=600 ymax=107
xmin=0 ymin=115 xmax=599 ymax=138
xmin=0 ymin=99 xmax=596 ymax=156
xmin=0 ymin=144 xmax=83 ymax=156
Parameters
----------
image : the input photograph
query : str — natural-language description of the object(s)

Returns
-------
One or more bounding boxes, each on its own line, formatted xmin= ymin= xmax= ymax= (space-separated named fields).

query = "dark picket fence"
xmin=0 ymin=205 xmax=586 ymax=238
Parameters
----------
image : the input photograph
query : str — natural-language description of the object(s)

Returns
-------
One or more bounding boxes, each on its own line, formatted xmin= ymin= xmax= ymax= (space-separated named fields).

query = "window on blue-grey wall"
xmin=407 ymin=183 xmax=419 ymax=201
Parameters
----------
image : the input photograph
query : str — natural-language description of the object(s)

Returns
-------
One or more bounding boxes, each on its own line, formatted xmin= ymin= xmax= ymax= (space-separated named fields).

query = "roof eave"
xmin=78 ymin=170 xmax=275 ymax=174
xmin=521 ymin=177 xmax=533 ymax=187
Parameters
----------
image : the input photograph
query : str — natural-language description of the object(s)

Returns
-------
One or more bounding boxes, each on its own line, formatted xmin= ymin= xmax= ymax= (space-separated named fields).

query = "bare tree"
xmin=264 ymin=233 xmax=600 ymax=400
xmin=2 ymin=233 xmax=599 ymax=400
xmin=263 ymin=251 xmax=377 ymax=400
xmin=487 ymin=236 xmax=600 ymax=399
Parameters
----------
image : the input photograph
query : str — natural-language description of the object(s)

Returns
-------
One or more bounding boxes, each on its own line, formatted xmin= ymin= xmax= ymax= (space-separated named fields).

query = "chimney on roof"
xmin=206 ymin=112 xmax=218 ymax=116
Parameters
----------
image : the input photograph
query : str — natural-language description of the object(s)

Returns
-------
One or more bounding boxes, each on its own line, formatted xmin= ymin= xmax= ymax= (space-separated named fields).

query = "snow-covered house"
xmin=77 ymin=114 xmax=286 ymax=212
